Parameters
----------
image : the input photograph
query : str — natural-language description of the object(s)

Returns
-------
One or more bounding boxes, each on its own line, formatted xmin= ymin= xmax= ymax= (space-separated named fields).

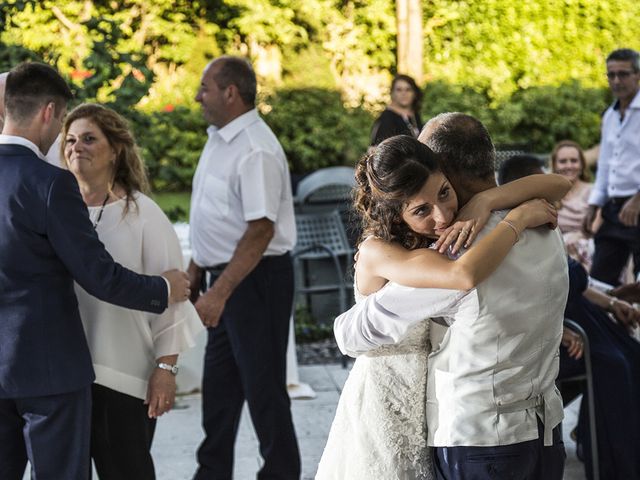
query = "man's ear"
xmin=42 ymin=101 xmax=56 ymax=124
xmin=225 ymin=84 xmax=237 ymax=103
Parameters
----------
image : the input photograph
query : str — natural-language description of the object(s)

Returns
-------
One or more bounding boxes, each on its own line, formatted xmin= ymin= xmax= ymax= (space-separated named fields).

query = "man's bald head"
xmin=418 ymin=112 xmax=497 ymax=204
xmin=0 ymin=72 xmax=9 ymax=131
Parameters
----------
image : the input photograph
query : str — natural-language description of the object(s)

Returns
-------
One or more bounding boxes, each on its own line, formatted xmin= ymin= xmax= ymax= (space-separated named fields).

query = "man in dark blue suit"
xmin=0 ymin=63 xmax=191 ymax=479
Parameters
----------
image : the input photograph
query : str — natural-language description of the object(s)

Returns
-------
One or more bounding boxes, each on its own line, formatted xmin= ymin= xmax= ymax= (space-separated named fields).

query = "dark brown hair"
xmin=5 ymin=62 xmax=73 ymax=124
xmin=391 ymin=74 xmax=422 ymax=113
xmin=354 ymin=135 xmax=440 ymax=250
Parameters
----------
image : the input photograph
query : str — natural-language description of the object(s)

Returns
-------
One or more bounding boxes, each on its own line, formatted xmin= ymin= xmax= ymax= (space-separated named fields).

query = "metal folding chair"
xmin=292 ymin=210 xmax=354 ymax=367
xmin=557 ymin=318 xmax=599 ymax=480
xmin=294 ymin=166 xmax=356 ymax=207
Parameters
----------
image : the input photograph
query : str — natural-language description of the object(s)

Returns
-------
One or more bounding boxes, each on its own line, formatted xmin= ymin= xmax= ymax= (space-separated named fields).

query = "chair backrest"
xmin=294 ymin=210 xmax=353 ymax=259
xmin=295 ymin=166 xmax=356 ymax=206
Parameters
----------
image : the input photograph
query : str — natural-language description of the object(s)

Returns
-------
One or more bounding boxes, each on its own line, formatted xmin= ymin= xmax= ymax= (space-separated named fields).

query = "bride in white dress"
xmin=316 ymin=136 xmax=570 ymax=479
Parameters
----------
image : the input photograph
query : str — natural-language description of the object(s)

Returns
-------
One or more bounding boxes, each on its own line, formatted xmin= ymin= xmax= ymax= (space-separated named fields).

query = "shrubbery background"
xmin=1 ymin=0 xmax=637 ymax=192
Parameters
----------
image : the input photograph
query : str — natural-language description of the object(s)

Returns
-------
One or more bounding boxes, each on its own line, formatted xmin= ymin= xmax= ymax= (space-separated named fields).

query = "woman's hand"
xmin=561 ymin=327 xmax=584 ymax=360
xmin=434 ymin=194 xmax=492 ymax=254
xmin=507 ymin=199 xmax=558 ymax=233
xmin=146 ymin=367 xmax=177 ymax=418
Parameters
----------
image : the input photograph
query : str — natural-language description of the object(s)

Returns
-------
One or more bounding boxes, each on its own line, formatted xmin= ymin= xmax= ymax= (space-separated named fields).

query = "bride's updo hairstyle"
xmin=354 ymin=135 xmax=441 ymax=250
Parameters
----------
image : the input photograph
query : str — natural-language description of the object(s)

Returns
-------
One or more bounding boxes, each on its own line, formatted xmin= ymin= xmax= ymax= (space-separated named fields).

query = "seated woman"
xmin=500 ymin=156 xmax=640 ymax=480
xmin=563 ymin=258 xmax=640 ymax=480
xmin=316 ymin=135 xmax=569 ymax=479
xmin=61 ymin=103 xmax=204 ymax=479
xmin=551 ymin=140 xmax=600 ymax=271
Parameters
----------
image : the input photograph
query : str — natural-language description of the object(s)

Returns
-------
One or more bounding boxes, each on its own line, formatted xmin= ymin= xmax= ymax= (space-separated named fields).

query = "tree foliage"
xmin=1 ymin=0 xmax=638 ymax=190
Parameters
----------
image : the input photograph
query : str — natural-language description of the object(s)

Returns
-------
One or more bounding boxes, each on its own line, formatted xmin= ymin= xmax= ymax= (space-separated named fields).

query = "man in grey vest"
xmin=335 ymin=113 xmax=568 ymax=479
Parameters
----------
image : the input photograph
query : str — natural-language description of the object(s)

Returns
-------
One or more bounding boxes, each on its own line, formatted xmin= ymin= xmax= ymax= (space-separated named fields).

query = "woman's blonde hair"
xmin=61 ymin=103 xmax=150 ymax=214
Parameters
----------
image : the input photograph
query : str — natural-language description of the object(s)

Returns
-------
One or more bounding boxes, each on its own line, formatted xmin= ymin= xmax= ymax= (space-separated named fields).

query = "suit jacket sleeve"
xmin=46 ymin=171 xmax=168 ymax=313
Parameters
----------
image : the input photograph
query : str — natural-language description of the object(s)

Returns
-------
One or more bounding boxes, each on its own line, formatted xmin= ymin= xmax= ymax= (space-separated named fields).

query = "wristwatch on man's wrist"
xmin=157 ymin=362 xmax=179 ymax=375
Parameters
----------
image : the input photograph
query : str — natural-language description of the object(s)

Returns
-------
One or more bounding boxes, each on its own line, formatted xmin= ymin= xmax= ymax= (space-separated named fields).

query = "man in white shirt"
xmin=335 ymin=113 xmax=568 ymax=479
xmin=584 ymin=48 xmax=640 ymax=285
xmin=189 ymin=56 xmax=300 ymax=479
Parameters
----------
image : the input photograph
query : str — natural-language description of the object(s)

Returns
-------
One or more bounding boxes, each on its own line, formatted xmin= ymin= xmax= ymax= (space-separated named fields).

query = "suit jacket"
xmin=0 ymin=143 xmax=168 ymax=398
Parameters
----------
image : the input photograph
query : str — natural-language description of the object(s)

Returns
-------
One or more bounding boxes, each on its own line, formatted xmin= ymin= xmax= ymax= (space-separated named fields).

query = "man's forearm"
xmin=211 ymin=218 xmax=275 ymax=299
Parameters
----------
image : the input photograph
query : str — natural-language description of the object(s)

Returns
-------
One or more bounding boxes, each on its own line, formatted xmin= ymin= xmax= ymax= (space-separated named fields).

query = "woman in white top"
xmin=61 ymin=103 xmax=203 ymax=479
xmin=316 ymin=135 xmax=570 ymax=479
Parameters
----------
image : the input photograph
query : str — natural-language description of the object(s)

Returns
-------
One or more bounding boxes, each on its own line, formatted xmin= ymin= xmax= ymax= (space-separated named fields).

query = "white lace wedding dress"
xmin=315 ymin=287 xmax=433 ymax=480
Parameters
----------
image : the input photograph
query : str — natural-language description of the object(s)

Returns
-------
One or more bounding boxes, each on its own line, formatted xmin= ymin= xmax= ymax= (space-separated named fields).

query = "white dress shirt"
xmin=334 ymin=212 xmax=569 ymax=447
xmin=589 ymin=90 xmax=640 ymax=206
xmin=0 ymin=134 xmax=46 ymax=159
xmin=189 ymin=109 xmax=296 ymax=267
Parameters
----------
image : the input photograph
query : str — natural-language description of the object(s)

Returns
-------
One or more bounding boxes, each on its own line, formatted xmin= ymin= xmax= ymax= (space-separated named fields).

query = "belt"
xmin=495 ymin=385 xmax=561 ymax=446
xmin=608 ymin=196 xmax=632 ymax=205
xmin=202 ymin=263 xmax=229 ymax=276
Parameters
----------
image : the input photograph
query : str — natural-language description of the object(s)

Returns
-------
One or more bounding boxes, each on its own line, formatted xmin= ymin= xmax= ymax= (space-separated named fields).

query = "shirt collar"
xmin=0 ymin=134 xmax=46 ymax=160
xmin=208 ymin=109 xmax=260 ymax=144
xmin=612 ymin=88 xmax=640 ymax=111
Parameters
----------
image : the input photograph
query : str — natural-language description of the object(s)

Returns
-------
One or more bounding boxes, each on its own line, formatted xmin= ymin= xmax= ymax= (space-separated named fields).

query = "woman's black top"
xmin=370 ymin=108 xmax=423 ymax=146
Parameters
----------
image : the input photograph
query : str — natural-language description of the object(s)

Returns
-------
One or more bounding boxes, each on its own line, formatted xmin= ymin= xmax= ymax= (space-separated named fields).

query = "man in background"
xmin=584 ymin=48 xmax=640 ymax=285
xmin=189 ymin=56 xmax=300 ymax=479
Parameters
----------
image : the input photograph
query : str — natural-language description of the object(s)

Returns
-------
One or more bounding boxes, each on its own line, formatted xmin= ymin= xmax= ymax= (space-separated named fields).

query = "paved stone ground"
xmin=151 ymin=364 xmax=585 ymax=480
xmin=21 ymin=363 xmax=585 ymax=479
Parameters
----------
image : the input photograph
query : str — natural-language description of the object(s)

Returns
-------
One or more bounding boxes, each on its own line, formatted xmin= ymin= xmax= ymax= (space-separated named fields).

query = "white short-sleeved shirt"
xmin=189 ymin=109 xmax=296 ymax=267
xmin=75 ymin=193 xmax=204 ymax=400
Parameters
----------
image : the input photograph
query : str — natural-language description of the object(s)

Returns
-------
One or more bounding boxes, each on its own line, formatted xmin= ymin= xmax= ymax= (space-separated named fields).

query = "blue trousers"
xmin=433 ymin=419 xmax=565 ymax=480
xmin=0 ymin=386 xmax=91 ymax=480
xmin=195 ymin=253 xmax=300 ymax=480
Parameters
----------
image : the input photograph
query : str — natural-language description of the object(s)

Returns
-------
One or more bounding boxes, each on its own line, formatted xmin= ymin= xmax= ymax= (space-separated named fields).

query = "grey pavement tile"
xmin=21 ymin=365 xmax=586 ymax=480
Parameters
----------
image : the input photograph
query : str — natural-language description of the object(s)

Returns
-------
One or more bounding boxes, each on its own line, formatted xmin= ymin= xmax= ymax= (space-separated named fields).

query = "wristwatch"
xmin=157 ymin=362 xmax=179 ymax=375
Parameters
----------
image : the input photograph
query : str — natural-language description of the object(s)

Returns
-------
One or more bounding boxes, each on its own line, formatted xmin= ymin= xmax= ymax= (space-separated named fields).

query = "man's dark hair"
xmin=498 ymin=154 xmax=545 ymax=185
xmin=606 ymin=48 xmax=640 ymax=72
xmin=419 ymin=112 xmax=496 ymax=181
xmin=213 ymin=56 xmax=257 ymax=106
xmin=5 ymin=62 xmax=72 ymax=124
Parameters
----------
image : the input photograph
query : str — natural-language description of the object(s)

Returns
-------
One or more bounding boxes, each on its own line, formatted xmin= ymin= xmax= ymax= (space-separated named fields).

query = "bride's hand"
xmin=510 ymin=198 xmax=558 ymax=230
xmin=434 ymin=195 xmax=491 ymax=254
xmin=434 ymin=219 xmax=477 ymax=255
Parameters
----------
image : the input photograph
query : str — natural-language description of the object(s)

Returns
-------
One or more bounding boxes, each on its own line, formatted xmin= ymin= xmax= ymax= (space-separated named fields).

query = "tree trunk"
xmin=396 ymin=0 xmax=423 ymax=82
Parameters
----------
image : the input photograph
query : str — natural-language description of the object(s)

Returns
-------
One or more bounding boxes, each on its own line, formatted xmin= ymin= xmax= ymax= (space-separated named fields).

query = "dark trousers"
xmin=195 ymin=253 xmax=301 ymax=480
xmin=590 ymin=199 xmax=640 ymax=286
xmin=433 ymin=419 xmax=566 ymax=480
xmin=0 ymin=386 xmax=91 ymax=480
xmin=90 ymin=383 xmax=157 ymax=480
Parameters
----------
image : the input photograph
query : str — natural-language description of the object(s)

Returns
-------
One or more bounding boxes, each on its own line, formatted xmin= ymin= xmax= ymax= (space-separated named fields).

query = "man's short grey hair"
xmin=212 ymin=56 xmax=257 ymax=106
xmin=606 ymin=48 xmax=640 ymax=72
xmin=418 ymin=112 xmax=496 ymax=181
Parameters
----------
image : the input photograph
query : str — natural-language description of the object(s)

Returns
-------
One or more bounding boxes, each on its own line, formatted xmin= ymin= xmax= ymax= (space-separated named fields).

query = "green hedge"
xmin=133 ymin=82 xmax=609 ymax=193
xmin=262 ymin=87 xmax=373 ymax=174
xmin=422 ymin=80 xmax=609 ymax=153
